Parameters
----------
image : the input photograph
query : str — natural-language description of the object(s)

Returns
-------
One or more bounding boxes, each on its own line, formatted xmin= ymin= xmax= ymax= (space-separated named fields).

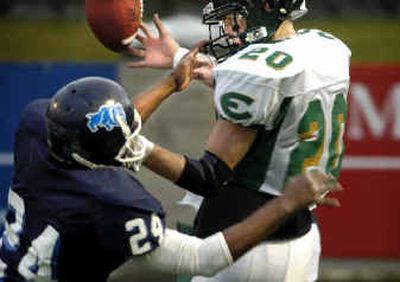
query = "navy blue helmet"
xmin=202 ymin=0 xmax=307 ymax=61
xmin=46 ymin=77 xmax=143 ymax=169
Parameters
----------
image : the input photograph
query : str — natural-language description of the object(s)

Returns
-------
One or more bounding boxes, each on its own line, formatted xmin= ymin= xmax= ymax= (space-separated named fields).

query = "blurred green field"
xmin=0 ymin=19 xmax=399 ymax=63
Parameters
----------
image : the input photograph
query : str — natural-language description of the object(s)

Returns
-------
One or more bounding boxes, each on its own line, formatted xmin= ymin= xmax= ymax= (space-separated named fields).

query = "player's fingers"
xmin=193 ymin=66 xmax=212 ymax=77
xmin=186 ymin=40 xmax=209 ymax=59
xmin=194 ymin=59 xmax=213 ymax=67
xmin=126 ymin=48 xmax=146 ymax=57
xmin=194 ymin=68 xmax=215 ymax=88
xmin=329 ymin=182 xmax=344 ymax=194
xmin=135 ymin=34 xmax=146 ymax=45
xmin=319 ymin=197 xmax=341 ymax=208
xmin=306 ymin=167 xmax=338 ymax=195
xmin=153 ymin=13 xmax=168 ymax=37
xmin=140 ymin=23 xmax=153 ymax=38
xmin=334 ymin=181 xmax=344 ymax=191
xmin=193 ymin=69 xmax=206 ymax=80
xmin=321 ymin=177 xmax=343 ymax=196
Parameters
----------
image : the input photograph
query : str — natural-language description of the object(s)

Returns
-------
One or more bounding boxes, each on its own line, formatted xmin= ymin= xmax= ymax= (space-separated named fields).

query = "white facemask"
xmin=115 ymin=108 xmax=147 ymax=172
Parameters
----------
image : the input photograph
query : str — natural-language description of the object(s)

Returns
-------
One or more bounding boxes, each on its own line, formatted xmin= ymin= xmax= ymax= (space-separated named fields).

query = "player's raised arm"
xmin=131 ymin=41 xmax=205 ymax=122
xmin=138 ymin=117 xmax=257 ymax=197
xmin=127 ymin=14 xmax=216 ymax=88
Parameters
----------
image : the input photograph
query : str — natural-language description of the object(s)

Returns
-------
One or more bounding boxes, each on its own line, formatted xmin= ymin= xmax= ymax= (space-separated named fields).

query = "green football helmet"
xmin=202 ymin=0 xmax=307 ymax=62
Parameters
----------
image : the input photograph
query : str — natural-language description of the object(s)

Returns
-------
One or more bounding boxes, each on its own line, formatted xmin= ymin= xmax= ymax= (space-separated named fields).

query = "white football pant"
xmin=192 ymin=223 xmax=321 ymax=282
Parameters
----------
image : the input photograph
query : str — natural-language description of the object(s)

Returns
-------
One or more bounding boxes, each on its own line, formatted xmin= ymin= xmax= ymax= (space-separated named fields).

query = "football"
xmin=85 ymin=0 xmax=143 ymax=52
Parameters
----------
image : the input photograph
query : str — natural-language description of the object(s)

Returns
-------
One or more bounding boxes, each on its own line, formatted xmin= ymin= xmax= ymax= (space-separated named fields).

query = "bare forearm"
xmin=144 ymin=145 xmax=185 ymax=183
xmin=132 ymin=76 xmax=177 ymax=123
xmin=223 ymin=195 xmax=298 ymax=260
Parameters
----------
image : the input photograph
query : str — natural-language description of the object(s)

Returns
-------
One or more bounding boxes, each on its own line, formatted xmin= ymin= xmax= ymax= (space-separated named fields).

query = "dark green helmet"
xmin=202 ymin=0 xmax=307 ymax=62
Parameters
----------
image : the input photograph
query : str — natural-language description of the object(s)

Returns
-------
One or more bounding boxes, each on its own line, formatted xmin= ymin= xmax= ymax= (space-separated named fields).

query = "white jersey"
xmin=214 ymin=29 xmax=351 ymax=195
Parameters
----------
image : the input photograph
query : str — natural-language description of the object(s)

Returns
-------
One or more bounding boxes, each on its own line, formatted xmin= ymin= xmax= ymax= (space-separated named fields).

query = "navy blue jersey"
xmin=0 ymin=100 xmax=166 ymax=281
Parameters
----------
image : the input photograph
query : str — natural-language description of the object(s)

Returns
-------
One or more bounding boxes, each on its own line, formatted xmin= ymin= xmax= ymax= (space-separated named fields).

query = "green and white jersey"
xmin=214 ymin=29 xmax=351 ymax=195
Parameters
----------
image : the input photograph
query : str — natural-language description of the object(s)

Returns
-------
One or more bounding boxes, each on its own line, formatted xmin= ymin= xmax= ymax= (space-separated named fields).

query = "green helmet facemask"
xmin=202 ymin=0 xmax=307 ymax=62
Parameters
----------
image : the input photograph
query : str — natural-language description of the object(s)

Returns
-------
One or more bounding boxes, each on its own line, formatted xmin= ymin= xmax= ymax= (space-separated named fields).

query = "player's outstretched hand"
xmin=193 ymin=54 xmax=216 ymax=88
xmin=126 ymin=14 xmax=179 ymax=69
xmin=283 ymin=167 xmax=343 ymax=210
xmin=171 ymin=41 xmax=208 ymax=92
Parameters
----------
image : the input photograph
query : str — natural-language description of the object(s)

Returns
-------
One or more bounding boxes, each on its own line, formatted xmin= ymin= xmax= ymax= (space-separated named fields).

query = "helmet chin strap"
xmin=115 ymin=108 xmax=147 ymax=172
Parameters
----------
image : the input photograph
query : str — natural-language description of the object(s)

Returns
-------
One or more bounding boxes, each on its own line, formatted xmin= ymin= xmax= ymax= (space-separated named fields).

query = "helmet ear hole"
xmin=46 ymin=119 xmax=82 ymax=164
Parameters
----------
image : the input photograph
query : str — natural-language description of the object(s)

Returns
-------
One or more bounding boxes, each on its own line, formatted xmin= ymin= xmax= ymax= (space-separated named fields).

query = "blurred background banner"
xmin=0 ymin=0 xmax=399 ymax=281
xmin=0 ymin=63 xmax=117 ymax=207
xmin=316 ymin=66 xmax=400 ymax=258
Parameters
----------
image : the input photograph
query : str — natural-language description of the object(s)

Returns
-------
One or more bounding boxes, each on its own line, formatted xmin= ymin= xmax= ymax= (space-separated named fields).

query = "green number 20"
xmin=288 ymin=93 xmax=347 ymax=179
xmin=239 ymin=47 xmax=293 ymax=70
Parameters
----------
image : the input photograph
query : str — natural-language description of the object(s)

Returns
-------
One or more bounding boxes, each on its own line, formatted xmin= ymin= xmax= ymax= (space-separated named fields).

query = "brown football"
xmin=85 ymin=0 xmax=143 ymax=52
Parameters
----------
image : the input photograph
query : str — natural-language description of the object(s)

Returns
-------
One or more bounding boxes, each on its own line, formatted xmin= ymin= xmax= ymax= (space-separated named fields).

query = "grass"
xmin=0 ymin=18 xmax=399 ymax=63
